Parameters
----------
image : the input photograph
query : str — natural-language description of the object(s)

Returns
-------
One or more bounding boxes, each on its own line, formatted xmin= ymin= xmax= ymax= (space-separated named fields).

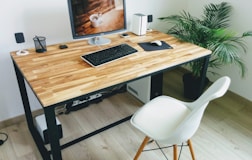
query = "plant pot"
xmin=183 ymin=73 xmax=209 ymax=100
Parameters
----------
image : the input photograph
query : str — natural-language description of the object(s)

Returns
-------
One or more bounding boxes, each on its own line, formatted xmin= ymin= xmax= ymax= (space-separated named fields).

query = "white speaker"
xmin=132 ymin=13 xmax=147 ymax=36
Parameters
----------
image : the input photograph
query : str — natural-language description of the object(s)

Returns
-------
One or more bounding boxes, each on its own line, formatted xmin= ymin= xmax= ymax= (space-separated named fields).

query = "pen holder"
xmin=33 ymin=36 xmax=47 ymax=53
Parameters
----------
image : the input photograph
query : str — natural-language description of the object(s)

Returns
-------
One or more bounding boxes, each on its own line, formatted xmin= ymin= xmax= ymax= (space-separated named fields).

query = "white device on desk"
xmin=132 ymin=13 xmax=147 ymax=36
xmin=127 ymin=75 xmax=163 ymax=103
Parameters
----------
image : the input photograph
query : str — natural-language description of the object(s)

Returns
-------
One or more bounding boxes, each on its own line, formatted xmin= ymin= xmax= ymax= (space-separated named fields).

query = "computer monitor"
xmin=67 ymin=0 xmax=127 ymax=45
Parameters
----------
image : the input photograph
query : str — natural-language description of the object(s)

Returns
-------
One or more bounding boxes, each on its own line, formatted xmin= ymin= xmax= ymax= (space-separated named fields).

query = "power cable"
xmin=0 ymin=132 xmax=8 ymax=146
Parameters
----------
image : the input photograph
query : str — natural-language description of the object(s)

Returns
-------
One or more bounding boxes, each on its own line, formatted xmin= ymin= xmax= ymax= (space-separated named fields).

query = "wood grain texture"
xmin=11 ymin=31 xmax=211 ymax=107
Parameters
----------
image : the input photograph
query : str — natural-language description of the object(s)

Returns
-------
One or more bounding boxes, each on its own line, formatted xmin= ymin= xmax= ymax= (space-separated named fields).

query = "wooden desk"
xmin=11 ymin=31 xmax=211 ymax=159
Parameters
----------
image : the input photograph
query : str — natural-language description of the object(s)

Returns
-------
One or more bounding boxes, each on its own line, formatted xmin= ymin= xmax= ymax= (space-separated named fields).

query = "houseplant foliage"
xmin=159 ymin=2 xmax=252 ymax=78
xmin=159 ymin=2 xmax=252 ymax=99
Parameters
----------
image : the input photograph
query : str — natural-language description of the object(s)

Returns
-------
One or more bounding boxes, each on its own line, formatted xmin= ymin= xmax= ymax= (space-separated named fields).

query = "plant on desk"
xmin=159 ymin=2 xmax=252 ymax=99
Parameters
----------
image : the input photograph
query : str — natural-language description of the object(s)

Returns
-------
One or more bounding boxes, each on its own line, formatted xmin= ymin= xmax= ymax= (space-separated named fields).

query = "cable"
xmin=0 ymin=132 xmax=8 ymax=146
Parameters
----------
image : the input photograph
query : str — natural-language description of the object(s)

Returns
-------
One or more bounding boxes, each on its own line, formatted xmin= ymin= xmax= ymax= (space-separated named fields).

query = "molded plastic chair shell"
xmin=131 ymin=76 xmax=231 ymax=159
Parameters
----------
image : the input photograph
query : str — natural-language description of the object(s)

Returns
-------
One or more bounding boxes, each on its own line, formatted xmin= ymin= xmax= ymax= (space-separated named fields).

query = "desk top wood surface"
xmin=11 ymin=31 xmax=211 ymax=107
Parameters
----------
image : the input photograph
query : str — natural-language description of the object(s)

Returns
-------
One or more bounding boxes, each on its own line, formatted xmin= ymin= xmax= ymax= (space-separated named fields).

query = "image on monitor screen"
xmin=68 ymin=0 xmax=127 ymax=45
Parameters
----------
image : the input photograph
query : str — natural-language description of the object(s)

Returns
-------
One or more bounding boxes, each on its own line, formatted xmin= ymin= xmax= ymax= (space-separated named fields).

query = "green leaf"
xmin=159 ymin=2 xmax=252 ymax=78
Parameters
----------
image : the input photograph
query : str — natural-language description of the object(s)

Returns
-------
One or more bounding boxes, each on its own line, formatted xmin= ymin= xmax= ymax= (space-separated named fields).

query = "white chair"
xmin=131 ymin=76 xmax=231 ymax=160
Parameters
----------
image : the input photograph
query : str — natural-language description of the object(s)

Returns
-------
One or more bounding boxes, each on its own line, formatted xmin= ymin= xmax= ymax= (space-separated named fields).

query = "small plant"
xmin=159 ymin=2 xmax=252 ymax=77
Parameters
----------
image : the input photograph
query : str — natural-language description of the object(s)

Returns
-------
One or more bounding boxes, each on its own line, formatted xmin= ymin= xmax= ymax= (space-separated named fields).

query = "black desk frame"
xmin=12 ymin=55 xmax=210 ymax=160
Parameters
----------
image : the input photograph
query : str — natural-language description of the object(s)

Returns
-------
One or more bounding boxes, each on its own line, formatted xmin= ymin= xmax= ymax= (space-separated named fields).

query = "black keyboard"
xmin=81 ymin=43 xmax=138 ymax=67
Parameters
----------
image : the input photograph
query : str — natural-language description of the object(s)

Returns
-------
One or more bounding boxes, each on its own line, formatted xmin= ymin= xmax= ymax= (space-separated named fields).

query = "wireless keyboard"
xmin=81 ymin=43 xmax=138 ymax=67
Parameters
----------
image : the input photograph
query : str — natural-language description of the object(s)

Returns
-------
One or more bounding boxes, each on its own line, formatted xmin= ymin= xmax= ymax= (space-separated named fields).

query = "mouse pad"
xmin=138 ymin=41 xmax=173 ymax=51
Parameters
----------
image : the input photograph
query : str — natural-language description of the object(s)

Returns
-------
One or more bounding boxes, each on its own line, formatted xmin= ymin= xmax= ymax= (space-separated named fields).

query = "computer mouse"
xmin=150 ymin=40 xmax=162 ymax=46
xmin=59 ymin=44 xmax=68 ymax=49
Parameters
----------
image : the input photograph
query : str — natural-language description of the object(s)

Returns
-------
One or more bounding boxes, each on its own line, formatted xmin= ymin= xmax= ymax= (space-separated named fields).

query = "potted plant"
xmin=159 ymin=2 xmax=252 ymax=99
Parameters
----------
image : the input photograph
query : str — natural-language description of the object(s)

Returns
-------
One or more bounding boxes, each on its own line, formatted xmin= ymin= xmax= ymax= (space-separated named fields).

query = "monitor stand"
xmin=88 ymin=35 xmax=111 ymax=45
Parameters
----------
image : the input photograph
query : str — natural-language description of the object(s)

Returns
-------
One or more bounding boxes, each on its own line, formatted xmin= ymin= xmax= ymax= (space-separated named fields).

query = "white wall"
xmin=187 ymin=0 xmax=252 ymax=101
xmin=0 ymin=0 xmax=187 ymax=121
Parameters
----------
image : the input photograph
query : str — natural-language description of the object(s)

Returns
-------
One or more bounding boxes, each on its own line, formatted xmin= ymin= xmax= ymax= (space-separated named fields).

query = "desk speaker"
xmin=132 ymin=13 xmax=147 ymax=36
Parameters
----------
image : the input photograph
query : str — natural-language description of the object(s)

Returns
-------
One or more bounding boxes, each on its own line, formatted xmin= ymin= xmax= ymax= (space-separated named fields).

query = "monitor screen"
xmin=67 ymin=0 xmax=127 ymax=45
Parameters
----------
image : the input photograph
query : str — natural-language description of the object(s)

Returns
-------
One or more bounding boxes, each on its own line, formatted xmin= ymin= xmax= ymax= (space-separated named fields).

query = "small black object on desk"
xmin=59 ymin=44 xmax=68 ymax=49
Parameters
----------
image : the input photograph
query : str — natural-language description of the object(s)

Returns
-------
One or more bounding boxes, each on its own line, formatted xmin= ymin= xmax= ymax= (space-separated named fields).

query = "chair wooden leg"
xmin=187 ymin=139 xmax=196 ymax=160
xmin=134 ymin=136 xmax=150 ymax=160
xmin=173 ymin=145 xmax=178 ymax=160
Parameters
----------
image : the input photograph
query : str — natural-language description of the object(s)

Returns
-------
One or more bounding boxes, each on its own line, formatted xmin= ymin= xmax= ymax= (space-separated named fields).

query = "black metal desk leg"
xmin=13 ymin=61 xmax=34 ymax=132
xmin=199 ymin=55 xmax=210 ymax=94
xmin=44 ymin=107 xmax=62 ymax=160
xmin=13 ymin=61 xmax=51 ymax=160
